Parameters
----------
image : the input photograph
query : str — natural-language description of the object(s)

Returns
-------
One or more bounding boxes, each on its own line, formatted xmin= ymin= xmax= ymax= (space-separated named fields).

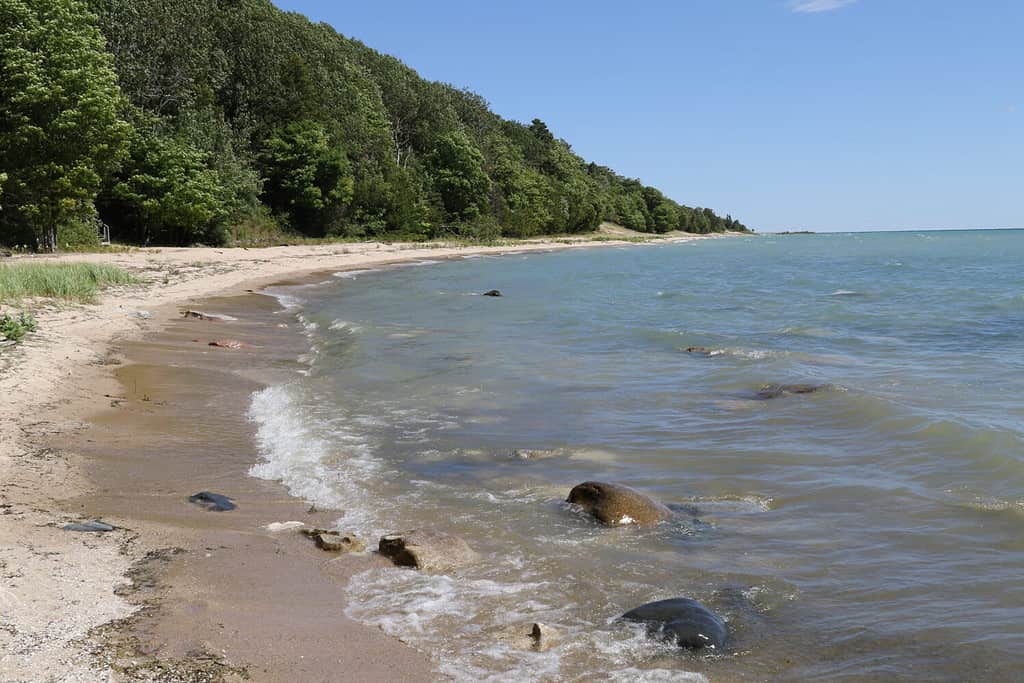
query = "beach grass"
xmin=0 ymin=262 xmax=138 ymax=303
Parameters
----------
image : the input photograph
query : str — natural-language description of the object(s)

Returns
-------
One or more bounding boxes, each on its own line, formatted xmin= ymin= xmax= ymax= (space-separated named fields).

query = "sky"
xmin=272 ymin=0 xmax=1022 ymax=232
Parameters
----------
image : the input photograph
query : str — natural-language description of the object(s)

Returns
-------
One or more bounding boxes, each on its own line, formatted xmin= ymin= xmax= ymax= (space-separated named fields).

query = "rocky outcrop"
xmin=755 ymin=383 xmax=831 ymax=400
xmin=566 ymin=481 xmax=672 ymax=526
xmin=378 ymin=529 xmax=479 ymax=571
xmin=187 ymin=491 xmax=236 ymax=511
xmin=621 ymin=597 xmax=727 ymax=650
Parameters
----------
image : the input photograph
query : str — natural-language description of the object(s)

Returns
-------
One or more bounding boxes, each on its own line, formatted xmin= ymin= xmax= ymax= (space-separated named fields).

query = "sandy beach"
xmin=0 ymin=233 xmax=718 ymax=682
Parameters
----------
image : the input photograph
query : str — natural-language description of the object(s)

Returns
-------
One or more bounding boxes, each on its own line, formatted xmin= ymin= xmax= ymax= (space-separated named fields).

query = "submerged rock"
xmin=755 ymin=383 xmax=831 ymax=400
xmin=378 ymin=529 xmax=479 ymax=571
xmin=566 ymin=481 xmax=672 ymax=526
xmin=621 ymin=597 xmax=727 ymax=650
xmin=482 ymin=290 xmax=503 ymax=297
xmin=685 ymin=346 xmax=715 ymax=355
xmin=63 ymin=520 xmax=114 ymax=532
xmin=530 ymin=622 xmax=560 ymax=652
xmin=188 ymin=491 xmax=236 ymax=511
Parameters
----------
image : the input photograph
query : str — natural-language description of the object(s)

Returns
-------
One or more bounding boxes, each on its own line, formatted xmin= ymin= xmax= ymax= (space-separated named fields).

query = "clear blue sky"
xmin=273 ymin=0 xmax=1022 ymax=232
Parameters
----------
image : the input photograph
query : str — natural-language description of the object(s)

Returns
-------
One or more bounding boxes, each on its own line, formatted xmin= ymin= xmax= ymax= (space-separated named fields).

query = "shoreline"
xmin=0 ymin=234 xmax=727 ymax=680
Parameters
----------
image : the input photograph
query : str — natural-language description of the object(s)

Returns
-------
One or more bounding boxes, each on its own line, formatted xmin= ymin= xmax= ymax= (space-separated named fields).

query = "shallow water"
xmin=251 ymin=231 xmax=1024 ymax=681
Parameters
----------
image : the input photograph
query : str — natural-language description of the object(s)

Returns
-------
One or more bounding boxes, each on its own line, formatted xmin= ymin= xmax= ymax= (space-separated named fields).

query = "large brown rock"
xmin=378 ymin=529 xmax=479 ymax=571
xmin=566 ymin=481 xmax=672 ymax=526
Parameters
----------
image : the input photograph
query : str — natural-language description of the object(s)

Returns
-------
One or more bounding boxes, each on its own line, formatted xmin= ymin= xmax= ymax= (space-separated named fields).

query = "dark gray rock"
xmin=482 ymin=290 xmax=502 ymax=297
xmin=685 ymin=346 xmax=714 ymax=355
xmin=755 ymin=383 xmax=831 ymax=400
xmin=188 ymin=491 xmax=236 ymax=511
xmin=63 ymin=520 xmax=115 ymax=532
xmin=378 ymin=529 xmax=479 ymax=571
xmin=621 ymin=597 xmax=727 ymax=650
xmin=567 ymin=481 xmax=672 ymax=526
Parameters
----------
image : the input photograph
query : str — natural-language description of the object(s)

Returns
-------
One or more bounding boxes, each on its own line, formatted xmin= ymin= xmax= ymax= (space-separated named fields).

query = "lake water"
xmin=251 ymin=231 xmax=1024 ymax=681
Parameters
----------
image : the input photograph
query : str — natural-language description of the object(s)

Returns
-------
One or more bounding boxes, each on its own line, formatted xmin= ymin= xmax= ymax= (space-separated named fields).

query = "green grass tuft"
xmin=0 ymin=262 xmax=138 ymax=303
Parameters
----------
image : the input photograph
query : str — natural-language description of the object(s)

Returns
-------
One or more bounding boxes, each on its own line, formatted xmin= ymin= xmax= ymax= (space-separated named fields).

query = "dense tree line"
xmin=0 ymin=0 xmax=749 ymax=250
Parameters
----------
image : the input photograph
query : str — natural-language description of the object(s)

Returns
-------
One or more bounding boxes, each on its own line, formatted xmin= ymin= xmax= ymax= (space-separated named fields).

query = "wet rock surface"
xmin=567 ymin=481 xmax=672 ymax=525
xmin=63 ymin=520 xmax=115 ymax=532
xmin=482 ymin=290 xmax=502 ymax=297
xmin=187 ymin=491 xmax=236 ymax=511
xmin=378 ymin=529 xmax=479 ymax=571
xmin=621 ymin=597 xmax=727 ymax=650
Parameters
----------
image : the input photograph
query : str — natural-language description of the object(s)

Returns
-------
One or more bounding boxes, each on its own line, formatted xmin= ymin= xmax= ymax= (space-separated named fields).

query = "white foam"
xmin=247 ymin=385 xmax=384 ymax=534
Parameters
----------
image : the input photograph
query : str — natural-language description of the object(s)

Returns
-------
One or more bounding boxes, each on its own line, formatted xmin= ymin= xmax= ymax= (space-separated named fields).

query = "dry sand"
xmin=0 ymin=234 xmax=719 ymax=681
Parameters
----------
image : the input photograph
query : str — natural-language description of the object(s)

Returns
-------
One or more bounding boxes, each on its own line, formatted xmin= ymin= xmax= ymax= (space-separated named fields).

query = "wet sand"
xmin=62 ymin=292 xmax=432 ymax=680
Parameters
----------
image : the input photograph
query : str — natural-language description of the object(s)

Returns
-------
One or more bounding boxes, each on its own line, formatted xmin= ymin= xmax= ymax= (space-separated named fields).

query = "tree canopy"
xmin=1 ymin=0 xmax=750 ymax=250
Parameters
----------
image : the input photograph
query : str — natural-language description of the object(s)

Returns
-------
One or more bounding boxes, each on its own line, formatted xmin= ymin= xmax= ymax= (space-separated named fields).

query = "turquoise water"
xmin=252 ymin=231 xmax=1024 ymax=681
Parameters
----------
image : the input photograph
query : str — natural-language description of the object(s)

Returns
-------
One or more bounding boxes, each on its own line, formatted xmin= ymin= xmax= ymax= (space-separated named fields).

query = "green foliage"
xmin=259 ymin=120 xmax=354 ymax=236
xmin=105 ymin=123 xmax=231 ymax=245
xmin=1 ymin=0 xmax=749 ymax=250
xmin=0 ymin=262 xmax=136 ymax=303
xmin=0 ymin=0 xmax=130 ymax=251
xmin=429 ymin=132 xmax=490 ymax=221
xmin=0 ymin=311 xmax=36 ymax=342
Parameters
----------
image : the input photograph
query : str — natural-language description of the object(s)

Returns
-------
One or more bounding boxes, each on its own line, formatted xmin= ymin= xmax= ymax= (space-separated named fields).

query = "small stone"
xmin=63 ymin=520 xmax=114 ymax=532
xmin=314 ymin=532 xmax=365 ymax=553
xmin=264 ymin=521 xmax=305 ymax=533
xmin=188 ymin=491 xmax=236 ymax=511
xmin=307 ymin=504 xmax=318 ymax=514
xmin=208 ymin=339 xmax=251 ymax=349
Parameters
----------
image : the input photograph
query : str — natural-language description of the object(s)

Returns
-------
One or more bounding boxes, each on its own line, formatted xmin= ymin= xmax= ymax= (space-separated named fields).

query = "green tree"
xmin=259 ymin=120 xmax=354 ymax=236
xmin=0 ymin=0 xmax=130 ymax=251
xmin=105 ymin=125 xmax=230 ymax=245
xmin=428 ymin=132 xmax=490 ymax=221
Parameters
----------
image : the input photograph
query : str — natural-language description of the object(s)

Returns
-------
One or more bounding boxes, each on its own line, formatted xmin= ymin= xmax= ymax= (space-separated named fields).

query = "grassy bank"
xmin=0 ymin=263 xmax=137 ymax=304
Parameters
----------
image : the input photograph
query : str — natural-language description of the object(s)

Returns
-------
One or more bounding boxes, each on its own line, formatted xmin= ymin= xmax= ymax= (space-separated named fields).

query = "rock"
xmin=755 ymin=383 xmax=830 ymax=400
xmin=621 ymin=597 xmax=727 ymax=650
xmin=530 ymin=623 xmax=560 ymax=652
xmin=63 ymin=520 xmax=114 ymax=532
xmin=566 ymin=481 xmax=672 ymax=526
xmin=182 ymin=310 xmax=223 ymax=321
xmin=314 ymin=532 xmax=365 ymax=553
xmin=685 ymin=346 xmax=714 ymax=355
xmin=264 ymin=521 xmax=305 ymax=533
xmin=482 ymin=290 xmax=502 ymax=297
xmin=378 ymin=529 xmax=479 ymax=571
xmin=208 ymin=339 xmax=251 ymax=349
xmin=188 ymin=491 xmax=236 ymax=511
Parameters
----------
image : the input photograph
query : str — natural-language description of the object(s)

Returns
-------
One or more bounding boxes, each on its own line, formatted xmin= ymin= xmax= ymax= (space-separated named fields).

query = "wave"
xmin=827 ymin=289 xmax=865 ymax=297
xmin=248 ymin=385 xmax=384 ymax=535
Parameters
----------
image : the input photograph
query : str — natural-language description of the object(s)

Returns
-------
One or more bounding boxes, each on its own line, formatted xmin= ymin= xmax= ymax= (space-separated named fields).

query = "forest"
xmin=0 ymin=0 xmax=750 ymax=251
